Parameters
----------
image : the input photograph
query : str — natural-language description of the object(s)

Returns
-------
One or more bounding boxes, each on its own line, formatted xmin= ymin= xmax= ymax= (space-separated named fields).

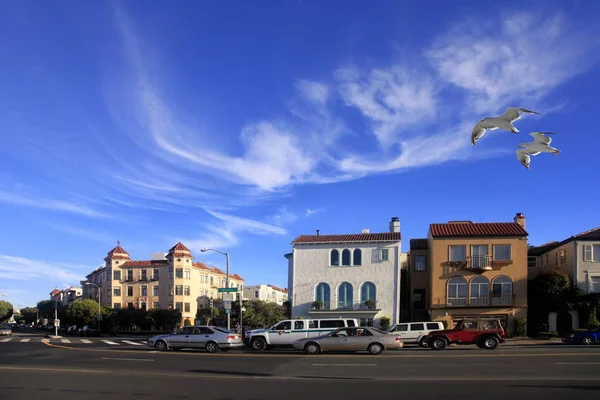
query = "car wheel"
xmin=582 ymin=336 xmax=595 ymax=345
xmin=251 ymin=338 xmax=267 ymax=351
xmin=430 ymin=337 xmax=447 ymax=350
xmin=304 ymin=342 xmax=320 ymax=355
xmin=482 ymin=336 xmax=499 ymax=350
xmin=418 ymin=337 xmax=429 ymax=348
xmin=368 ymin=343 xmax=384 ymax=355
xmin=205 ymin=341 xmax=219 ymax=353
xmin=155 ymin=340 xmax=168 ymax=352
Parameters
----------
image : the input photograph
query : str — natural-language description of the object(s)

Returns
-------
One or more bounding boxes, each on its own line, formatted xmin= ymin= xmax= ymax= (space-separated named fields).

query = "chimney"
xmin=316 ymin=229 xmax=320 ymax=236
xmin=389 ymin=217 xmax=400 ymax=233
xmin=361 ymin=228 xmax=370 ymax=234
xmin=514 ymin=213 xmax=526 ymax=231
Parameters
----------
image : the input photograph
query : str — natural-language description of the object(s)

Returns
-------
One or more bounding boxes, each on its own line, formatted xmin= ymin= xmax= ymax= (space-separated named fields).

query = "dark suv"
xmin=427 ymin=319 xmax=506 ymax=350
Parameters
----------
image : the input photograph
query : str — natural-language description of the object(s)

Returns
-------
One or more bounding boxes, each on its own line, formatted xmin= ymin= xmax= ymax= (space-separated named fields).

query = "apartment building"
xmin=286 ymin=217 xmax=402 ymax=327
xmin=50 ymin=286 xmax=82 ymax=307
xmin=408 ymin=213 xmax=528 ymax=335
xmin=81 ymin=242 xmax=244 ymax=325
xmin=528 ymin=227 xmax=600 ymax=294
xmin=243 ymin=284 xmax=288 ymax=305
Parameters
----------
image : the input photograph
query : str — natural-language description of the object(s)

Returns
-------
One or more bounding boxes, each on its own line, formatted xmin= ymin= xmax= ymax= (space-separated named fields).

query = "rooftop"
xmin=104 ymin=243 xmax=131 ymax=261
xmin=267 ymin=284 xmax=288 ymax=293
xmin=292 ymin=232 xmax=401 ymax=244
xmin=409 ymin=238 xmax=429 ymax=250
xmin=528 ymin=227 xmax=600 ymax=256
xmin=430 ymin=222 xmax=527 ymax=238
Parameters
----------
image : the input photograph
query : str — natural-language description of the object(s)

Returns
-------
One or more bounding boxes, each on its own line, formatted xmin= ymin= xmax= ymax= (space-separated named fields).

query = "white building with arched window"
xmin=285 ymin=218 xmax=402 ymax=328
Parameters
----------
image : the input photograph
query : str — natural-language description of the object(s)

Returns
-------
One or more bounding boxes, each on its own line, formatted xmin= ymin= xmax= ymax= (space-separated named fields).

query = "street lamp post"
xmin=85 ymin=283 xmax=101 ymax=325
xmin=201 ymin=248 xmax=231 ymax=331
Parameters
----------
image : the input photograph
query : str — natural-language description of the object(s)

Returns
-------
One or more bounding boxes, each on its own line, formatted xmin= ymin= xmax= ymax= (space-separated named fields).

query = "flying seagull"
xmin=515 ymin=132 xmax=560 ymax=170
xmin=471 ymin=107 xmax=541 ymax=145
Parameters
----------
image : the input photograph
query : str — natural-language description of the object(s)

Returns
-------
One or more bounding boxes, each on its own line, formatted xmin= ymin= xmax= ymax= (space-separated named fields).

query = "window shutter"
xmin=584 ymin=244 xmax=592 ymax=262
xmin=373 ymin=249 xmax=381 ymax=263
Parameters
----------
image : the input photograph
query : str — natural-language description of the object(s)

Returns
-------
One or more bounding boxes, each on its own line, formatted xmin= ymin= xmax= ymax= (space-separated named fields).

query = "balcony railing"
xmin=467 ymin=255 xmax=491 ymax=270
xmin=434 ymin=294 xmax=515 ymax=308
xmin=309 ymin=300 xmax=379 ymax=311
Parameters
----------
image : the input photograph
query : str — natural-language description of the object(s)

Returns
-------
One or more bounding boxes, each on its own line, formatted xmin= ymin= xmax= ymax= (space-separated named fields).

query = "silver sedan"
xmin=147 ymin=326 xmax=243 ymax=353
xmin=293 ymin=326 xmax=403 ymax=355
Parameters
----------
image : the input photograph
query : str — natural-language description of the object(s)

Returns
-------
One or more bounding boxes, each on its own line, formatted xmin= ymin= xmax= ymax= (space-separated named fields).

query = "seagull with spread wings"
xmin=515 ymin=132 xmax=561 ymax=170
xmin=471 ymin=107 xmax=541 ymax=145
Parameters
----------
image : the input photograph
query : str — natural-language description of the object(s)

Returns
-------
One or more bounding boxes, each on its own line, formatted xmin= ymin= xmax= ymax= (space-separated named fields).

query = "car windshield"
xmin=214 ymin=327 xmax=233 ymax=334
xmin=590 ymin=326 xmax=600 ymax=333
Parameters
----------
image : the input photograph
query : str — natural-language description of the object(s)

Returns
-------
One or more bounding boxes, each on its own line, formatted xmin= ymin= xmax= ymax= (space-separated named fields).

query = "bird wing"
xmin=530 ymin=131 xmax=557 ymax=145
xmin=516 ymin=149 xmax=531 ymax=170
xmin=502 ymin=107 xmax=541 ymax=122
xmin=471 ymin=124 xmax=486 ymax=145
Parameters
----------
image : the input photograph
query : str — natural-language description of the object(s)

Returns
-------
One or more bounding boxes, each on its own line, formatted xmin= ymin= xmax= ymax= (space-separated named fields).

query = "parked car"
xmin=293 ymin=326 xmax=403 ymax=355
xmin=147 ymin=325 xmax=243 ymax=353
xmin=245 ymin=318 xmax=360 ymax=350
xmin=427 ymin=319 xmax=506 ymax=350
xmin=564 ymin=326 xmax=600 ymax=345
xmin=0 ymin=324 xmax=12 ymax=336
xmin=387 ymin=321 xmax=445 ymax=347
xmin=78 ymin=325 xmax=100 ymax=337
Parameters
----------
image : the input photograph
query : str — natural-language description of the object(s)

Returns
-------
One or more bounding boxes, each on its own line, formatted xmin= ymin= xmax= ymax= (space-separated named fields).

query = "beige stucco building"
xmin=408 ymin=213 xmax=529 ymax=335
xmin=243 ymin=284 xmax=288 ymax=305
xmin=81 ymin=242 xmax=245 ymax=325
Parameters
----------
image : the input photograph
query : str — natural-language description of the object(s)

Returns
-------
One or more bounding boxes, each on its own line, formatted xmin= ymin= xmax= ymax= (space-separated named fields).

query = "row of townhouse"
xmin=287 ymin=214 xmax=529 ymax=335
xmin=243 ymin=284 xmax=288 ymax=305
xmin=80 ymin=242 xmax=245 ymax=325
xmin=50 ymin=286 xmax=83 ymax=307
xmin=527 ymin=226 xmax=600 ymax=332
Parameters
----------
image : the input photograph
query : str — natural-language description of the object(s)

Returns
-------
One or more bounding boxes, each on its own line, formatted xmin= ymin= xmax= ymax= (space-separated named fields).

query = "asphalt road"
xmin=1 ymin=341 xmax=600 ymax=399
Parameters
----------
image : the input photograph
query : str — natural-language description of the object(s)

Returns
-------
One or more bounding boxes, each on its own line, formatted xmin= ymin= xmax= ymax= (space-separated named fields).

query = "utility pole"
xmin=54 ymin=299 xmax=58 ymax=337
xmin=226 ymin=252 xmax=230 ymax=331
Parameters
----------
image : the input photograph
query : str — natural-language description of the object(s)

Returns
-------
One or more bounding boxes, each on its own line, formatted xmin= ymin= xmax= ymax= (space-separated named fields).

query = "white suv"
xmin=387 ymin=321 xmax=444 ymax=347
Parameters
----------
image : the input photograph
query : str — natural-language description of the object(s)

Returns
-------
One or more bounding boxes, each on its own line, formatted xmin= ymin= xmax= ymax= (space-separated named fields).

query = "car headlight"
xmin=568 ymin=334 xmax=574 ymax=338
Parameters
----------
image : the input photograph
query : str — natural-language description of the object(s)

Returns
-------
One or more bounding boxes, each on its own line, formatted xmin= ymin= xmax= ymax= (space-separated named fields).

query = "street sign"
xmin=224 ymin=301 xmax=232 ymax=310
xmin=225 ymin=309 xmax=231 ymax=314
xmin=218 ymin=288 xmax=238 ymax=293
xmin=97 ymin=314 xmax=103 ymax=321
xmin=223 ymin=293 xmax=234 ymax=302
xmin=54 ymin=319 xmax=60 ymax=327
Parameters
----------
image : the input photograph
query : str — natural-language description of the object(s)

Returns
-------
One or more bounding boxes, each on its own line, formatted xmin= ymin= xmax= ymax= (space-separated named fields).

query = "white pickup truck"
xmin=244 ymin=318 xmax=359 ymax=351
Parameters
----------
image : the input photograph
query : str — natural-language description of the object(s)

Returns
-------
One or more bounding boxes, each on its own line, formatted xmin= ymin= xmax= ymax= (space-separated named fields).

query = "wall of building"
xmin=290 ymin=242 xmax=401 ymax=325
xmin=576 ymin=241 xmax=600 ymax=293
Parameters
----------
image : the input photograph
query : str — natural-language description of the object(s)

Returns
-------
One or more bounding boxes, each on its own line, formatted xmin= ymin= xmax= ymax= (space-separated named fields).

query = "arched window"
xmin=342 ymin=249 xmax=351 ymax=266
xmin=492 ymin=276 xmax=513 ymax=305
xmin=353 ymin=249 xmax=362 ymax=266
xmin=469 ymin=276 xmax=490 ymax=306
xmin=337 ymin=282 xmax=353 ymax=309
xmin=360 ymin=282 xmax=376 ymax=308
xmin=447 ymin=276 xmax=467 ymax=306
xmin=330 ymin=250 xmax=339 ymax=266
xmin=315 ymin=283 xmax=330 ymax=310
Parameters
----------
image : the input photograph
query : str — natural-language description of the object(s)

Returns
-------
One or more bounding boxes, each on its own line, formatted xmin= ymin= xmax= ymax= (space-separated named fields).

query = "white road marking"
xmin=313 ymin=364 xmax=378 ymax=367
xmin=20 ymin=339 xmax=30 ymax=343
xmin=61 ymin=339 xmax=71 ymax=343
xmin=41 ymin=339 xmax=49 ymax=343
xmin=0 ymin=338 xmax=12 ymax=342
xmin=557 ymin=362 xmax=600 ymax=365
xmin=101 ymin=357 xmax=154 ymax=362
xmin=122 ymin=340 xmax=144 ymax=346
xmin=101 ymin=340 xmax=119 ymax=345
xmin=81 ymin=339 xmax=92 ymax=344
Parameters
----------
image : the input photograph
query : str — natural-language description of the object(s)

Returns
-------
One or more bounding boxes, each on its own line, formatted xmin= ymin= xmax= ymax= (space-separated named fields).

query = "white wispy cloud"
xmin=0 ymin=191 xmax=108 ymax=219
xmin=0 ymin=254 xmax=90 ymax=284
xmin=296 ymin=79 xmax=330 ymax=104
xmin=41 ymin=223 xmax=115 ymax=245
xmin=268 ymin=207 xmax=299 ymax=227
xmin=305 ymin=208 xmax=325 ymax=217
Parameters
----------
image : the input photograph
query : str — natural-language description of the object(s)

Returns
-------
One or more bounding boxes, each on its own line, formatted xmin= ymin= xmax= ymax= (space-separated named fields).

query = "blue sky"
xmin=1 ymin=0 xmax=600 ymax=308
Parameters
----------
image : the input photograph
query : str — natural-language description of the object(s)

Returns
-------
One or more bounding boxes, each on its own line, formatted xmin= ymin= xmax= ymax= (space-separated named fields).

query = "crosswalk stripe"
xmin=122 ymin=340 xmax=143 ymax=346
xmin=42 ymin=339 xmax=49 ymax=343
xmin=102 ymin=340 xmax=119 ymax=345
xmin=0 ymin=338 xmax=12 ymax=342
xmin=61 ymin=339 xmax=71 ymax=343
xmin=81 ymin=339 xmax=92 ymax=344
xmin=20 ymin=339 xmax=30 ymax=343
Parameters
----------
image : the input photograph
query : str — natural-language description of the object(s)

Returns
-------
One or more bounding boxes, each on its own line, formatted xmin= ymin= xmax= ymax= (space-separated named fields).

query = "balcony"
xmin=447 ymin=256 xmax=498 ymax=273
xmin=309 ymin=300 xmax=380 ymax=313
xmin=432 ymin=294 xmax=516 ymax=308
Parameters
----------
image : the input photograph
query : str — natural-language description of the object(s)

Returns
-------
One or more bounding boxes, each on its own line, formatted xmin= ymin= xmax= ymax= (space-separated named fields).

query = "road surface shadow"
xmin=188 ymin=369 xmax=273 ymax=377
xmin=510 ymin=384 xmax=600 ymax=391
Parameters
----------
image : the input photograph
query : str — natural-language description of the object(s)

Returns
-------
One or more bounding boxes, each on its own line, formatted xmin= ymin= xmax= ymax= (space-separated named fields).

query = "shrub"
xmin=183 ymin=318 xmax=191 ymax=327
xmin=515 ymin=317 xmax=527 ymax=337
xmin=311 ymin=301 xmax=324 ymax=310
xmin=379 ymin=316 xmax=391 ymax=330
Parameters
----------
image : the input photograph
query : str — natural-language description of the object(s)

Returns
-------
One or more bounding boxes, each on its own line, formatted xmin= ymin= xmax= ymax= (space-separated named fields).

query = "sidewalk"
xmin=504 ymin=337 xmax=564 ymax=346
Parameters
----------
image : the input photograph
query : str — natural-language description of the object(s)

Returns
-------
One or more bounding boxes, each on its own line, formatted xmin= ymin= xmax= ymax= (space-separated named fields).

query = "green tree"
xmin=0 ymin=300 xmax=14 ymax=322
xmin=196 ymin=307 xmax=217 ymax=325
xmin=282 ymin=301 xmax=291 ymax=319
xmin=37 ymin=300 xmax=60 ymax=318
xmin=149 ymin=309 xmax=182 ymax=331
xmin=65 ymin=299 xmax=99 ymax=326
xmin=20 ymin=307 xmax=38 ymax=325
xmin=230 ymin=300 xmax=285 ymax=328
xmin=380 ymin=316 xmax=391 ymax=330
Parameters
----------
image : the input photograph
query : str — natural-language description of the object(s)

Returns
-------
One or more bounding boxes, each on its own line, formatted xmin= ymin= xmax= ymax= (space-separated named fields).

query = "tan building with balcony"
xmin=81 ymin=242 xmax=244 ymax=326
xmin=407 ymin=213 xmax=528 ymax=335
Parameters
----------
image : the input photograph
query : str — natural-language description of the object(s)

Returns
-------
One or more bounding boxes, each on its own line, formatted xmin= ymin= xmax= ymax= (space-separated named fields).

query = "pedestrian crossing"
xmin=0 ymin=337 xmax=147 ymax=346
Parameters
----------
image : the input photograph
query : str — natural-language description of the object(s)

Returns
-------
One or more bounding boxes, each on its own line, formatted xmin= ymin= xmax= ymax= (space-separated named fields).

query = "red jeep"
xmin=427 ymin=319 xmax=506 ymax=350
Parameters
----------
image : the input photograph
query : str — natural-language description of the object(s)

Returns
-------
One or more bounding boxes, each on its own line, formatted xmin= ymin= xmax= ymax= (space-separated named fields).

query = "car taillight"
xmin=226 ymin=335 xmax=241 ymax=339
xmin=395 ymin=337 xmax=402 ymax=342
